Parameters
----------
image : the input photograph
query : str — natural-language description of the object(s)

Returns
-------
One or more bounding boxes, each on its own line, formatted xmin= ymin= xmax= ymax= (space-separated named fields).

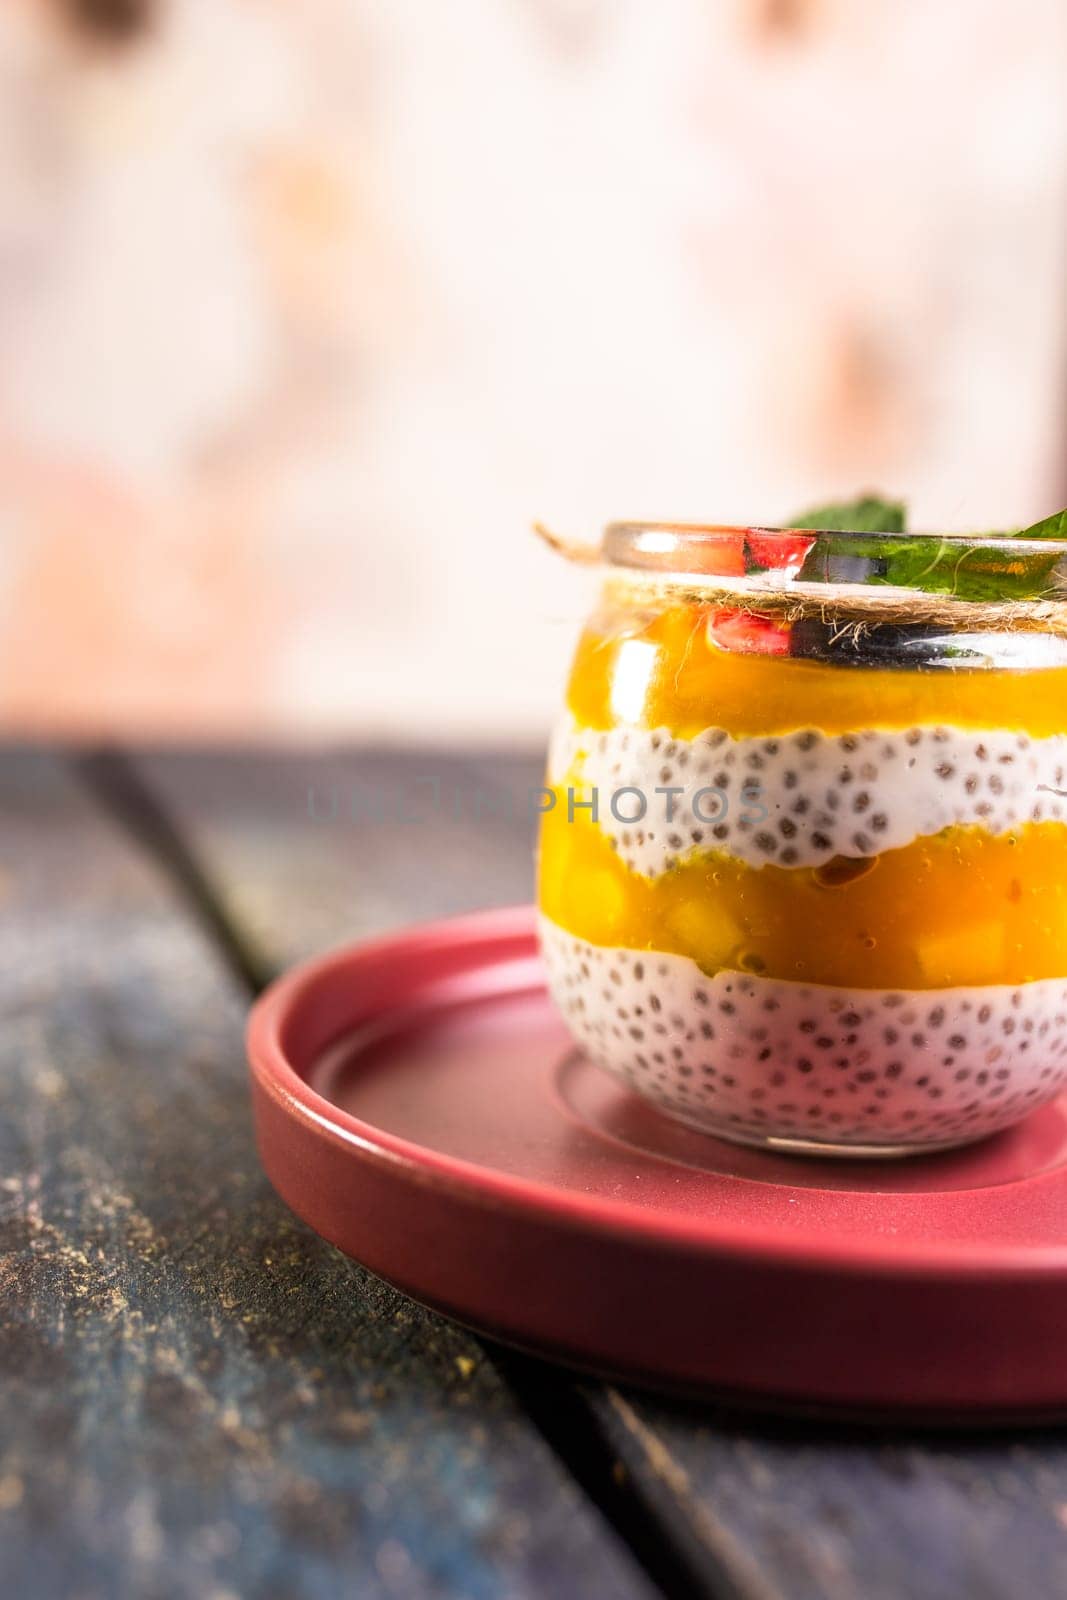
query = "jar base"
xmin=655 ymin=1105 xmax=993 ymax=1161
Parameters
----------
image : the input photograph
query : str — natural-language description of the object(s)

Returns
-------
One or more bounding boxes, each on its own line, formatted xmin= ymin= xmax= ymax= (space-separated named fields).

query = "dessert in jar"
xmin=537 ymin=503 xmax=1067 ymax=1155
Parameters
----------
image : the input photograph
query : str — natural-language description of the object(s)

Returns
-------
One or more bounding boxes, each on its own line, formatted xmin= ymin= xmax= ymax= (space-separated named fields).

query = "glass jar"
xmin=538 ymin=520 xmax=1067 ymax=1156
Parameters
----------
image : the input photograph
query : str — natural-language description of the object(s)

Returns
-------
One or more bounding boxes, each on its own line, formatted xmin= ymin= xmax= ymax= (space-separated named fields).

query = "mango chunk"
xmin=919 ymin=922 xmax=1007 ymax=987
xmin=569 ymin=866 xmax=628 ymax=942
xmin=665 ymin=897 xmax=740 ymax=972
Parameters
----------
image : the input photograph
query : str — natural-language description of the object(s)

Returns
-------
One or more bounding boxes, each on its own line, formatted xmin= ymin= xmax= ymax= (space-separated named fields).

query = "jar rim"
xmin=604 ymin=519 xmax=1067 ymax=560
xmin=601 ymin=520 xmax=1067 ymax=623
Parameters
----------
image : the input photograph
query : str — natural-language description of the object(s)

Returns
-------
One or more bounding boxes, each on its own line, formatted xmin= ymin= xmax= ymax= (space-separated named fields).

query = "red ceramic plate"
xmin=247 ymin=906 xmax=1067 ymax=1420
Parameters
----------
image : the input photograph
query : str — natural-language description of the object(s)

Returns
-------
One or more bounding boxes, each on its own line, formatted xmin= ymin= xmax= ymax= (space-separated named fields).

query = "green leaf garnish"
xmin=1017 ymin=507 xmax=1067 ymax=541
xmin=787 ymin=494 xmax=906 ymax=533
xmin=795 ymin=534 xmax=1063 ymax=602
xmin=784 ymin=495 xmax=1067 ymax=602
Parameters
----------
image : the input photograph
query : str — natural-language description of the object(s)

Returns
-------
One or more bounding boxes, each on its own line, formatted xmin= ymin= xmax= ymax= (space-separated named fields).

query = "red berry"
xmin=706 ymin=607 xmax=792 ymax=655
xmin=746 ymin=529 xmax=815 ymax=571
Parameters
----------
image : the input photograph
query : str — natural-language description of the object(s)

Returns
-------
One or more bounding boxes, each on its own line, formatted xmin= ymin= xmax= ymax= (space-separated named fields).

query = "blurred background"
xmin=0 ymin=0 xmax=1065 ymax=744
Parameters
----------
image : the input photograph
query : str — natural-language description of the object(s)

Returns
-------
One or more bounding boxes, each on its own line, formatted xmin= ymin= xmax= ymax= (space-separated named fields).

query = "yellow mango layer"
xmin=538 ymin=802 xmax=1067 ymax=989
xmin=567 ymin=600 xmax=1067 ymax=738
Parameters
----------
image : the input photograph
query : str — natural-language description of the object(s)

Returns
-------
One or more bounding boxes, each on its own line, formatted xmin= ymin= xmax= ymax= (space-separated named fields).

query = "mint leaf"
xmin=787 ymin=495 xmax=906 ymax=533
xmin=1017 ymin=507 xmax=1067 ymax=540
xmin=786 ymin=495 xmax=1067 ymax=599
xmin=797 ymin=532 xmax=1063 ymax=602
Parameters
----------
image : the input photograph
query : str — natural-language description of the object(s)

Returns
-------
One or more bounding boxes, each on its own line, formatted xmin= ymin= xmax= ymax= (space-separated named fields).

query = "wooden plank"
xmin=592 ymin=1391 xmax=1067 ymax=1600
xmin=126 ymin=745 xmax=545 ymax=969
xmin=0 ymin=748 xmax=653 ymax=1600
xmin=132 ymin=743 xmax=1067 ymax=1600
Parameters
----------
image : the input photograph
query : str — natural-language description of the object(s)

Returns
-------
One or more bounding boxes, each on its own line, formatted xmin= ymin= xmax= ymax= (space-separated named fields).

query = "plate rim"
xmin=246 ymin=903 xmax=1067 ymax=1283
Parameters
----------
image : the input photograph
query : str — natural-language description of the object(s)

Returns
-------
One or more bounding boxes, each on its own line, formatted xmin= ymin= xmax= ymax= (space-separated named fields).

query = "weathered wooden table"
xmin=4 ymin=745 xmax=1067 ymax=1600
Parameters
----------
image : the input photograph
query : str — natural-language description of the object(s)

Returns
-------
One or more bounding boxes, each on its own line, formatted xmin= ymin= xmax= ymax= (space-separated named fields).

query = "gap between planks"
xmin=70 ymin=742 xmax=782 ymax=1600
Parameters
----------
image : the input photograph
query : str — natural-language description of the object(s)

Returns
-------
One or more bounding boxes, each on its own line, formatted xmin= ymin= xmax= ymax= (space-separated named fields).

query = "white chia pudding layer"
xmin=540 ymin=916 xmax=1067 ymax=1149
xmin=549 ymin=716 xmax=1067 ymax=876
